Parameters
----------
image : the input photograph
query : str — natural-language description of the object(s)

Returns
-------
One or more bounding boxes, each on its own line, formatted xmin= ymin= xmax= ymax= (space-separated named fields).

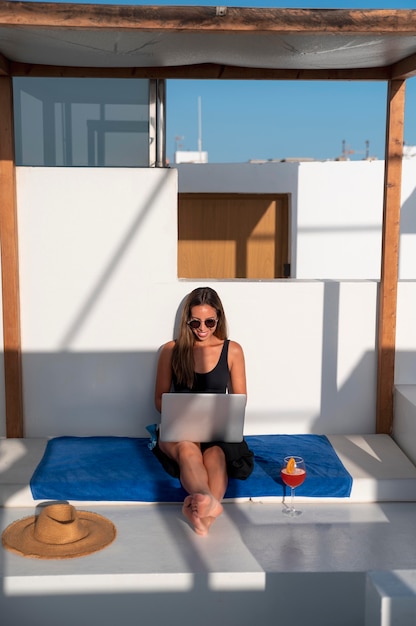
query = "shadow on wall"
xmin=19 ymin=295 xmax=189 ymax=439
xmin=9 ymin=279 xmax=414 ymax=437
xmin=317 ymin=282 xmax=377 ymax=433
xmin=21 ymin=350 xmax=161 ymax=438
xmin=18 ymin=346 xmax=394 ymax=438
xmin=400 ymin=181 xmax=416 ymax=235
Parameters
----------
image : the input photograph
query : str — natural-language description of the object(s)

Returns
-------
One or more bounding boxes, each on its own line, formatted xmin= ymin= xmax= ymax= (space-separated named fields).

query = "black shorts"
xmin=152 ymin=438 xmax=254 ymax=481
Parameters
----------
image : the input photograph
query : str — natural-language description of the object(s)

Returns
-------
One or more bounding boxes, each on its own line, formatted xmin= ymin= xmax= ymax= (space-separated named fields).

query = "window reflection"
xmin=13 ymin=78 xmax=150 ymax=167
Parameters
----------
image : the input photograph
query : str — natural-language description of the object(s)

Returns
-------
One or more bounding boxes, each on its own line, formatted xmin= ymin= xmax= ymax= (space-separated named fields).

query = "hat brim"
xmin=2 ymin=510 xmax=116 ymax=559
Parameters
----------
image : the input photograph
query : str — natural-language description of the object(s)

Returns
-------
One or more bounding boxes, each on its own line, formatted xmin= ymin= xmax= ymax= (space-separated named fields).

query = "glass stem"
xmin=290 ymin=487 xmax=295 ymax=512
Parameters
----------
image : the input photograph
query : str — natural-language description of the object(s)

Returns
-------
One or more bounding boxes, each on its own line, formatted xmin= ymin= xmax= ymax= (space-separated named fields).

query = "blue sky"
xmin=19 ymin=0 xmax=416 ymax=162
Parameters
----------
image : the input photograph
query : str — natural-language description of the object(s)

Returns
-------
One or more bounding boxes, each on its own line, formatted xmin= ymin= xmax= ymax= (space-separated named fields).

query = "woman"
xmin=154 ymin=286 xmax=253 ymax=536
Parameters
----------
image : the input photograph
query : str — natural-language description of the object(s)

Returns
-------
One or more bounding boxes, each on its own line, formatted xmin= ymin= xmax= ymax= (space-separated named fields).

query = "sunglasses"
xmin=187 ymin=318 xmax=218 ymax=330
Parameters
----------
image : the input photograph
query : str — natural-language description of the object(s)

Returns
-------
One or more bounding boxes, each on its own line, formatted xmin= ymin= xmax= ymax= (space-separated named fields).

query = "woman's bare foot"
xmin=191 ymin=493 xmax=223 ymax=520
xmin=182 ymin=496 xmax=208 ymax=536
xmin=182 ymin=493 xmax=223 ymax=536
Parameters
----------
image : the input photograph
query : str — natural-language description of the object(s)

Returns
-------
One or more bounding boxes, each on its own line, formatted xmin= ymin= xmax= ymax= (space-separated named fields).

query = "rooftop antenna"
xmin=198 ymin=96 xmax=202 ymax=161
xmin=341 ymin=139 xmax=354 ymax=160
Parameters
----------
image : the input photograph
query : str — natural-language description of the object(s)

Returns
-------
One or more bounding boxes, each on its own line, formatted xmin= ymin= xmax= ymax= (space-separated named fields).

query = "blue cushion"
xmin=30 ymin=434 xmax=352 ymax=502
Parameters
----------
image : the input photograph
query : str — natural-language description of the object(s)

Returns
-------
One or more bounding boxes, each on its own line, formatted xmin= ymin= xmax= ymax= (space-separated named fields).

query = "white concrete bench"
xmin=1 ymin=434 xmax=416 ymax=506
xmin=366 ymin=570 xmax=416 ymax=626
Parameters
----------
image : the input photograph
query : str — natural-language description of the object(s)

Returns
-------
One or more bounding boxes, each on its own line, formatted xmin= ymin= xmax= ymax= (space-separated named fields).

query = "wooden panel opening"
xmin=178 ymin=193 xmax=290 ymax=279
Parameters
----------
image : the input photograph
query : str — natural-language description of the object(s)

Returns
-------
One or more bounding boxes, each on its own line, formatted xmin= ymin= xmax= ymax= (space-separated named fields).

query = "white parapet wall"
xmin=394 ymin=386 xmax=416 ymax=466
xmin=0 ymin=162 xmax=416 ymax=438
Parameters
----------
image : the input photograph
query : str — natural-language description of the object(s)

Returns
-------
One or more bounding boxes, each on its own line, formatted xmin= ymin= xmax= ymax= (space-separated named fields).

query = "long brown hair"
xmin=172 ymin=287 xmax=228 ymax=389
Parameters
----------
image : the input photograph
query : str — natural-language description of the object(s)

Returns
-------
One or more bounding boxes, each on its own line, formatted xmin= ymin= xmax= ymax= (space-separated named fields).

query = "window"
xmin=178 ymin=193 xmax=290 ymax=279
xmin=13 ymin=78 xmax=154 ymax=167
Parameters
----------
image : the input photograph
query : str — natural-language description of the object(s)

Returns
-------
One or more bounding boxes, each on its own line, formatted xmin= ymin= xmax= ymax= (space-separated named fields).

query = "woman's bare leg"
xmin=158 ymin=441 xmax=226 ymax=535
xmin=190 ymin=446 xmax=227 ymax=532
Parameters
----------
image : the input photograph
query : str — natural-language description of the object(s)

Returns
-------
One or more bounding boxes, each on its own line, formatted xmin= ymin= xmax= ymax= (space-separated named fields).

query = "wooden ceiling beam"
xmin=1 ymin=3 xmax=416 ymax=34
xmin=0 ymin=52 xmax=10 ymax=76
xmin=10 ymin=62 xmax=391 ymax=81
xmin=390 ymin=53 xmax=416 ymax=79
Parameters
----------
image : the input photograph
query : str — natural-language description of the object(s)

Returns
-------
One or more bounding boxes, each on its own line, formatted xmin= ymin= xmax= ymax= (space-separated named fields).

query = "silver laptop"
xmin=159 ymin=393 xmax=246 ymax=443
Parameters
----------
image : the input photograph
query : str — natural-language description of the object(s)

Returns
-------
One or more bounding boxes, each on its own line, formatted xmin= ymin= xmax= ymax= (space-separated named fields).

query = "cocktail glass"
xmin=280 ymin=455 xmax=306 ymax=517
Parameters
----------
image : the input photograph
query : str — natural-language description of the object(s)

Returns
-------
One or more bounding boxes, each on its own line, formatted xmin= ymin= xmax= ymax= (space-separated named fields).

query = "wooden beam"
xmin=1 ymin=3 xmax=416 ymax=34
xmin=376 ymin=79 xmax=405 ymax=435
xmin=391 ymin=52 xmax=416 ymax=80
xmin=0 ymin=77 xmax=23 ymax=438
xmin=10 ymin=62 xmax=390 ymax=82
xmin=0 ymin=52 xmax=10 ymax=76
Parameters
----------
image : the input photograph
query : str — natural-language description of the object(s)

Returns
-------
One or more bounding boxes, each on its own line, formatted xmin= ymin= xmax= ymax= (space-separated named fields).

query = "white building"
xmin=175 ymin=150 xmax=208 ymax=164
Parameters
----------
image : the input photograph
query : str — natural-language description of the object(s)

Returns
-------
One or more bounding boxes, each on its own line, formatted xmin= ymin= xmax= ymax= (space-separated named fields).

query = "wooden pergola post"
xmin=0 ymin=76 xmax=23 ymax=437
xmin=376 ymin=79 xmax=406 ymax=434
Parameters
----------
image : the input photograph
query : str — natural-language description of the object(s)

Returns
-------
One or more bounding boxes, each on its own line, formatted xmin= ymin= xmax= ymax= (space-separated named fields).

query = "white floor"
xmin=2 ymin=500 xmax=416 ymax=626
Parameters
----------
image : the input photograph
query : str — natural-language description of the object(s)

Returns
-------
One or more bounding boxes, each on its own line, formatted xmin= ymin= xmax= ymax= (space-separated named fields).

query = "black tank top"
xmin=173 ymin=339 xmax=230 ymax=393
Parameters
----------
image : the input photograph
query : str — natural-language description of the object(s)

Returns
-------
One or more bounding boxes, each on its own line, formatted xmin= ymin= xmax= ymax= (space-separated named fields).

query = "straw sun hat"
xmin=2 ymin=503 xmax=116 ymax=559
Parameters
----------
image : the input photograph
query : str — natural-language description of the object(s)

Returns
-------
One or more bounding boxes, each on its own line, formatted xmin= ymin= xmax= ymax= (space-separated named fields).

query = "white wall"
xmin=296 ymin=161 xmax=384 ymax=279
xmin=0 ymin=162 xmax=415 ymax=438
xmin=16 ymin=167 xmax=179 ymax=437
xmin=399 ymin=160 xmax=416 ymax=279
xmin=396 ymin=281 xmax=416 ymax=384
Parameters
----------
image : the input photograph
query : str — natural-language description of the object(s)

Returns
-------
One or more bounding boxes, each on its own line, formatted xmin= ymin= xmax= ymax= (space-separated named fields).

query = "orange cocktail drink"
xmin=281 ymin=456 xmax=306 ymax=517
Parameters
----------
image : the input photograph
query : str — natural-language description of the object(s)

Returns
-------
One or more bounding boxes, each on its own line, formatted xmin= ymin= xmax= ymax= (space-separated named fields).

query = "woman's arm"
xmin=154 ymin=341 xmax=175 ymax=413
xmin=228 ymin=340 xmax=247 ymax=397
